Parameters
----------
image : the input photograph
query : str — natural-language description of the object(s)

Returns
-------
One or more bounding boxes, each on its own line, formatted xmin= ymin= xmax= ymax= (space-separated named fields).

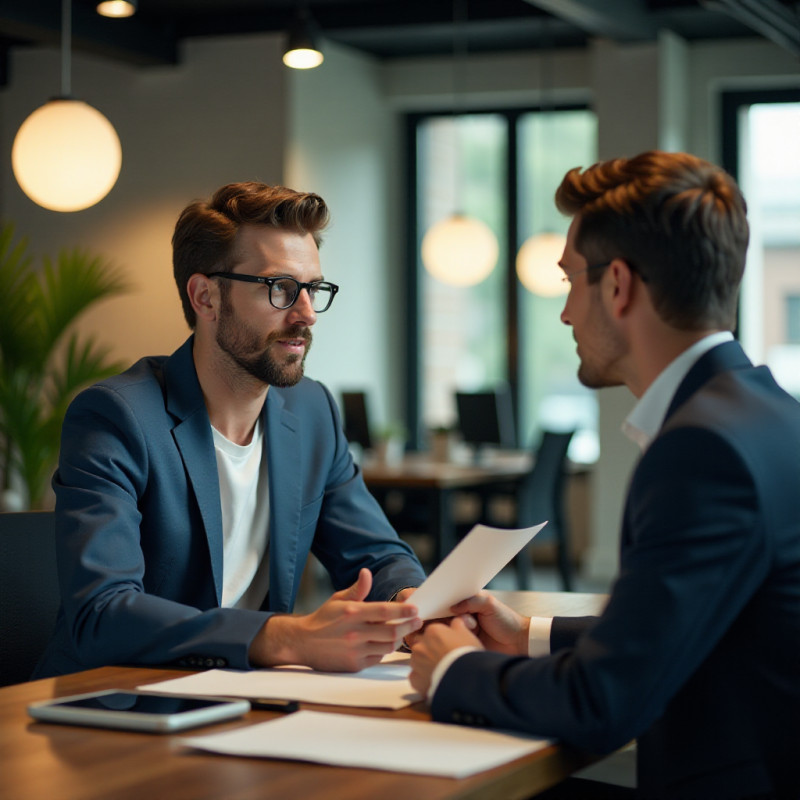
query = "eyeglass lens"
xmin=271 ymin=278 xmax=335 ymax=312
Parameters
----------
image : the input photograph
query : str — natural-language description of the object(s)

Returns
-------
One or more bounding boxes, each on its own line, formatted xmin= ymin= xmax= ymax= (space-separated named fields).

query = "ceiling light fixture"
xmin=420 ymin=0 xmax=499 ymax=288
xmin=516 ymin=19 xmax=567 ymax=297
xmin=282 ymin=5 xmax=324 ymax=69
xmin=12 ymin=0 xmax=122 ymax=212
xmin=96 ymin=0 xmax=137 ymax=18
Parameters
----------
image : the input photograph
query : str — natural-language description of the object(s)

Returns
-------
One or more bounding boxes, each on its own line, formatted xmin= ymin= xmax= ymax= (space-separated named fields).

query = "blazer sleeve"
xmin=432 ymin=426 xmax=768 ymax=754
xmin=301 ymin=382 xmax=426 ymax=600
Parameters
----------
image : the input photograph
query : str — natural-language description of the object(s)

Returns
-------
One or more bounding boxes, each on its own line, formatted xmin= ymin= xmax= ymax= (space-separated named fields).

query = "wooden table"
xmin=0 ymin=592 xmax=607 ymax=800
xmin=362 ymin=451 xmax=532 ymax=562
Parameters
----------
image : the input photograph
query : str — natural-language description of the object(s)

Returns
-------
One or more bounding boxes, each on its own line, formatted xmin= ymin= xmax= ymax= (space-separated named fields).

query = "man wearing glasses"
xmin=35 ymin=182 xmax=424 ymax=679
xmin=409 ymin=152 xmax=800 ymax=799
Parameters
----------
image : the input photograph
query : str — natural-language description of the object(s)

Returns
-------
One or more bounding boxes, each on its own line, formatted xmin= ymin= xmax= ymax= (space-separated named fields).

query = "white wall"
xmin=1 ymin=33 xmax=287 ymax=367
xmin=284 ymin=41 xmax=404 ymax=430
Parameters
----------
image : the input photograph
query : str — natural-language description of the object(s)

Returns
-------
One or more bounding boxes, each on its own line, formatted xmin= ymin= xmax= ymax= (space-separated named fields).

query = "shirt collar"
xmin=622 ymin=331 xmax=734 ymax=451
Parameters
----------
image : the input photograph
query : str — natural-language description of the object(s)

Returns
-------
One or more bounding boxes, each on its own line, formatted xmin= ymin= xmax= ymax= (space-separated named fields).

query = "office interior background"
xmin=1 ymin=0 xmax=798 ymax=586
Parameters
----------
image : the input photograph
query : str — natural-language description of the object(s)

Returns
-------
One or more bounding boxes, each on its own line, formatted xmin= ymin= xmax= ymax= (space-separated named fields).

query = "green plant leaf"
xmin=0 ymin=223 xmax=131 ymax=509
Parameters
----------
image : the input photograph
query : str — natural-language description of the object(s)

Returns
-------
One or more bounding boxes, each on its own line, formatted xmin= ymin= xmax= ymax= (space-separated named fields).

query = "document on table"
xmin=181 ymin=709 xmax=552 ymax=779
xmin=409 ymin=521 xmax=547 ymax=620
xmin=138 ymin=652 xmax=418 ymax=710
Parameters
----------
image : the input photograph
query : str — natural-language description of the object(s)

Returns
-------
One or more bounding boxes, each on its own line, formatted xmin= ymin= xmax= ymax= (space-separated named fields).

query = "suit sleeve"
xmin=432 ymin=426 xmax=767 ymax=754
xmin=305 ymin=383 xmax=426 ymax=600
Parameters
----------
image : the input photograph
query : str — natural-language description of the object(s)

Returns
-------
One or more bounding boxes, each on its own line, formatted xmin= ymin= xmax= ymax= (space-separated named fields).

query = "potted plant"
xmin=0 ymin=223 xmax=130 ymax=510
xmin=373 ymin=422 xmax=407 ymax=465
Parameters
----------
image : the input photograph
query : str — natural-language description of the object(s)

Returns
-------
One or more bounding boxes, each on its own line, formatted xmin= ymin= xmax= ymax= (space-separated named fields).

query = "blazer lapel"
xmin=164 ymin=337 xmax=225 ymax=604
xmin=264 ymin=387 xmax=303 ymax=612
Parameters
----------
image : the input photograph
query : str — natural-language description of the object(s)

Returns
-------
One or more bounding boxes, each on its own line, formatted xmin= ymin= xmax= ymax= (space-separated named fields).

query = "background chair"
xmin=490 ymin=430 xmax=576 ymax=590
xmin=0 ymin=511 xmax=59 ymax=686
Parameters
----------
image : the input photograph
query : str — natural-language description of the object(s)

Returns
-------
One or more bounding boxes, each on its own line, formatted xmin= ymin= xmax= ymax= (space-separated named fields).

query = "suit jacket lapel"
xmin=164 ymin=337 xmax=225 ymax=604
xmin=264 ymin=387 xmax=302 ymax=612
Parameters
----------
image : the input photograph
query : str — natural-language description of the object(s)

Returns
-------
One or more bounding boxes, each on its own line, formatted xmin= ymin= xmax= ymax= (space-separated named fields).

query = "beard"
xmin=216 ymin=296 xmax=312 ymax=388
xmin=574 ymin=303 xmax=625 ymax=391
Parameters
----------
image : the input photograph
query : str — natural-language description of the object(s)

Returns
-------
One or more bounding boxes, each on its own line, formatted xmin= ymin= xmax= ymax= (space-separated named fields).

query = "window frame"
xmin=403 ymin=103 xmax=590 ymax=449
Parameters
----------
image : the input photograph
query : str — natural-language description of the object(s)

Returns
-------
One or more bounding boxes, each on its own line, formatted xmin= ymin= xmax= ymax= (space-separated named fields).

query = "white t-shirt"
xmin=212 ymin=418 xmax=271 ymax=609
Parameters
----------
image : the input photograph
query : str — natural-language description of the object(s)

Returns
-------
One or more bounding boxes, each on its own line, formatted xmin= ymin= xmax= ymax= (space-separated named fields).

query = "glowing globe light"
xmin=421 ymin=214 xmax=499 ymax=287
xmin=516 ymin=232 xmax=568 ymax=297
xmin=12 ymin=98 xmax=122 ymax=213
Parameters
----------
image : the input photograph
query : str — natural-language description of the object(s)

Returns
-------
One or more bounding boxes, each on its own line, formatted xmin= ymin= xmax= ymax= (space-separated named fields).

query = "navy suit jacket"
xmin=35 ymin=336 xmax=425 ymax=678
xmin=432 ymin=342 xmax=800 ymax=799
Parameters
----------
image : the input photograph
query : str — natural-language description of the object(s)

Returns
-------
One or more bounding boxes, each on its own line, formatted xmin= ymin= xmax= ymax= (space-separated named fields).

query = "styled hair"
xmin=172 ymin=182 xmax=330 ymax=328
xmin=555 ymin=150 xmax=749 ymax=330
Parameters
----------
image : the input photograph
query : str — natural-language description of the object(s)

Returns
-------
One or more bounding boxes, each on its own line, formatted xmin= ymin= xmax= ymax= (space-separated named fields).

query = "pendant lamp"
xmin=96 ymin=0 xmax=137 ymax=18
xmin=516 ymin=231 xmax=567 ymax=297
xmin=282 ymin=5 xmax=324 ymax=69
xmin=420 ymin=0 xmax=498 ymax=288
xmin=12 ymin=0 xmax=122 ymax=212
xmin=515 ymin=20 xmax=567 ymax=297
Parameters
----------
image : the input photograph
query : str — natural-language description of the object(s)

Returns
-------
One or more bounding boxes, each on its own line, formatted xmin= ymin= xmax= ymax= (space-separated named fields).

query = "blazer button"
xmin=204 ymin=658 xmax=215 ymax=668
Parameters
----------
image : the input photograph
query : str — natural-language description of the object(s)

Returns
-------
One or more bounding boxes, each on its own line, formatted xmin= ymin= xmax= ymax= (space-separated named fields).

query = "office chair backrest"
xmin=0 ymin=511 xmax=59 ymax=686
xmin=341 ymin=391 xmax=373 ymax=450
xmin=517 ymin=430 xmax=575 ymax=527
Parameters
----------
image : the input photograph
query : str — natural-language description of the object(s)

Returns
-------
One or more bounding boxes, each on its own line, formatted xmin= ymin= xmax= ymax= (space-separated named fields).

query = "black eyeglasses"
xmin=208 ymin=272 xmax=339 ymax=312
xmin=561 ymin=259 xmax=648 ymax=286
xmin=561 ymin=261 xmax=611 ymax=285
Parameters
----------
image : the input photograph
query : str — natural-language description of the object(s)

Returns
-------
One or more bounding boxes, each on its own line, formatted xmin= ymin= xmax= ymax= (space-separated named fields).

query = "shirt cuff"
xmin=427 ymin=646 xmax=481 ymax=703
xmin=528 ymin=616 xmax=553 ymax=656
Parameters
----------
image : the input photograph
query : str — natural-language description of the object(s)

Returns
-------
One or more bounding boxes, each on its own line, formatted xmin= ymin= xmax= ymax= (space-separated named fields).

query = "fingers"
xmin=335 ymin=567 xmax=373 ymax=602
xmin=449 ymin=591 xmax=495 ymax=616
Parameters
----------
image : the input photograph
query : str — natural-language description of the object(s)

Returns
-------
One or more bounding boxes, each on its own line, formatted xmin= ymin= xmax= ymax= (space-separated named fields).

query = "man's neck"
xmin=192 ymin=335 xmax=268 ymax=445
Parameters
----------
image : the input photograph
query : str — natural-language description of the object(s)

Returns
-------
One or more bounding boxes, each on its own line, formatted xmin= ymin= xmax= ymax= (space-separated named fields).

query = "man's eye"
xmin=272 ymin=279 xmax=294 ymax=295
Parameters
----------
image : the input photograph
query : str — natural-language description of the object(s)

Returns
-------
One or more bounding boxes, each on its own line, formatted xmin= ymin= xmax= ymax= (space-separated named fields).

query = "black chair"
xmin=0 ymin=511 xmax=59 ymax=686
xmin=494 ymin=430 xmax=576 ymax=591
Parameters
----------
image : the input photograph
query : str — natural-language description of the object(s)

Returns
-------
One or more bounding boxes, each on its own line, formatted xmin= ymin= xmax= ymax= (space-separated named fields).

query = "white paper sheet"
xmin=138 ymin=652 xmax=418 ymax=710
xmin=408 ymin=522 xmax=547 ymax=620
xmin=181 ymin=709 xmax=551 ymax=778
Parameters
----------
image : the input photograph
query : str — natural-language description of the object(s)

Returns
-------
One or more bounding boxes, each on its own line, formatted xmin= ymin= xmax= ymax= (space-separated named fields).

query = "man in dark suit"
xmin=409 ymin=151 xmax=800 ymax=799
xmin=35 ymin=182 xmax=424 ymax=679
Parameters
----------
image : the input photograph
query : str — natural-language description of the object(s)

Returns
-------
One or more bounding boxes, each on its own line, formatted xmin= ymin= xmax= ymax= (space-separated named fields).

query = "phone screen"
xmin=54 ymin=693 xmax=230 ymax=714
xmin=29 ymin=690 xmax=251 ymax=732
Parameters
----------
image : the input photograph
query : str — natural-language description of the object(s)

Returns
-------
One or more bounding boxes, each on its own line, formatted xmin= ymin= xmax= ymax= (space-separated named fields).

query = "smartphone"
xmin=28 ymin=690 xmax=250 ymax=733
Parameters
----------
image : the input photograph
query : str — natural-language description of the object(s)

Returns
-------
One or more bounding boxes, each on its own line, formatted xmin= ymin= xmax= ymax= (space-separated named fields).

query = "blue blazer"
xmin=35 ymin=337 xmax=425 ymax=678
xmin=432 ymin=342 xmax=800 ymax=799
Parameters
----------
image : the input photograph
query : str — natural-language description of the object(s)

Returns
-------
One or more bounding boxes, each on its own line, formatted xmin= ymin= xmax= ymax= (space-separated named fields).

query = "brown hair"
xmin=172 ymin=182 xmax=330 ymax=327
xmin=555 ymin=150 xmax=749 ymax=330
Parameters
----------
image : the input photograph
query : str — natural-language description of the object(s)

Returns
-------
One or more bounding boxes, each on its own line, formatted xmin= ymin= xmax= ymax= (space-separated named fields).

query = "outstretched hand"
xmin=250 ymin=568 xmax=422 ymax=672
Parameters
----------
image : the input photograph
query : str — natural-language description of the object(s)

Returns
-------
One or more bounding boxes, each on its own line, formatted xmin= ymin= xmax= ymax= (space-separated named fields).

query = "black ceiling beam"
xmin=521 ymin=0 xmax=658 ymax=40
xmin=0 ymin=0 xmax=178 ymax=67
xmin=702 ymin=0 xmax=800 ymax=55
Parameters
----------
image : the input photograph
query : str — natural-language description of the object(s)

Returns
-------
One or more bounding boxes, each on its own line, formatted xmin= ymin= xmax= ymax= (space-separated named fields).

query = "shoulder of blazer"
xmin=163 ymin=335 xmax=207 ymax=422
xmin=664 ymin=340 xmax=752 ymax=422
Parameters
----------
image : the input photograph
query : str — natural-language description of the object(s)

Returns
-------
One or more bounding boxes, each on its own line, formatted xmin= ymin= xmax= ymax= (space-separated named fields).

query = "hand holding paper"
xmin=409 ymin=522 xmax=546 ymax=620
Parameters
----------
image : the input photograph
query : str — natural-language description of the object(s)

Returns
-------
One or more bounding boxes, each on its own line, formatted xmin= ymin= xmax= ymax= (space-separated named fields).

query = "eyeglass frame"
xmin=207 ymin=271 xmax=340 ymax=312
xmin=561 ymin=258 xmax=648 ymax=286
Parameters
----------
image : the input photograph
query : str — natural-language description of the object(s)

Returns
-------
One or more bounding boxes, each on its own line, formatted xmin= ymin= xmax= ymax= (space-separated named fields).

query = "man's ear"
xmin=187 ymin=273 xmax=218 ymax=322
xmin=607 ymin=258 xmax=636 ymax=319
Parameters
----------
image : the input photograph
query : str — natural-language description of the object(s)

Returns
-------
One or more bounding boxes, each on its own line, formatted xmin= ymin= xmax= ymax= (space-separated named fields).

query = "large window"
xmin=722 ymin=90 xmax=800 ymax=399
xmin=408 ymin=107 xmax=598 ymax=459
